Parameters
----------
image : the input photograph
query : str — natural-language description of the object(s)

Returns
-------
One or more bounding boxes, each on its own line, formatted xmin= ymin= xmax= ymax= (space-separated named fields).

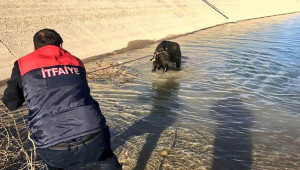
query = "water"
xmin=89 ymin=14 xmax=300 ymax=170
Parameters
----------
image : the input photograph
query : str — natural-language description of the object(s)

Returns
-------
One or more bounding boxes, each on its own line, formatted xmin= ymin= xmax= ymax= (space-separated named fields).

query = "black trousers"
xmin=37 ymin=126 xmax=121 ymax=170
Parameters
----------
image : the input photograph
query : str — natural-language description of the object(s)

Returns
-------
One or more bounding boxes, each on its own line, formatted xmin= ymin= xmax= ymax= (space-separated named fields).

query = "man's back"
xmin=1 ymin=28 xmax=121 ymax=169
xmin=17 ymin=45 xmax=106 ymax=148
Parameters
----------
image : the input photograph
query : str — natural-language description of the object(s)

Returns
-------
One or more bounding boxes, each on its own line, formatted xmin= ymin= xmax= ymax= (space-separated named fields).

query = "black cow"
xmin=150 ymin=41 xmax=181 ymax=72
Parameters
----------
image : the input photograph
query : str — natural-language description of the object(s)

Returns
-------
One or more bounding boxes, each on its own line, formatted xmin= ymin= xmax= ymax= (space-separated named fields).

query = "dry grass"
xmin=0 ymin=101 xmax=45 ymax=170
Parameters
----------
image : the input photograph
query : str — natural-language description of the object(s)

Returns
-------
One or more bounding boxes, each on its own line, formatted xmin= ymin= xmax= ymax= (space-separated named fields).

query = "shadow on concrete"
xmin=112 ymin=78 xmax=180 ymax=170
xmin=210 ymin=94 xmax=254 ymax=170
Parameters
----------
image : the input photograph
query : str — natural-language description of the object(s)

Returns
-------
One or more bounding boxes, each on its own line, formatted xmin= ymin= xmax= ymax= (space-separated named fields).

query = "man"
xmin=1 ymin=29 xmax=121 ymax=169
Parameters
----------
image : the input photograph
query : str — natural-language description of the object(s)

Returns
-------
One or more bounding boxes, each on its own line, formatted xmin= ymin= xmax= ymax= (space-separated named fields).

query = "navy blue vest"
xmin=18 ymin=45 xmax=106 ymax=148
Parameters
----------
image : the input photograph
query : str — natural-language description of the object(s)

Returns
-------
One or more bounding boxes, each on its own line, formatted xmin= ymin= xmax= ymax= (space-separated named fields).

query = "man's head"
xmin=33 ymin=28 xmax=63 ymax=50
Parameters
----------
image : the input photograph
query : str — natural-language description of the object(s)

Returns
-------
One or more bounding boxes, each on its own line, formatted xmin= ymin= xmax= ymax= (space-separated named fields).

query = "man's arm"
xmin=1 ymin=61 xmax=25 ymax=111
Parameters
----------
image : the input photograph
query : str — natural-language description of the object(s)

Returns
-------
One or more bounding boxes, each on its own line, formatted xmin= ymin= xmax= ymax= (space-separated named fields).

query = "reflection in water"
xmin=112 ymin=79 xmax=180 ymax=170
xmin=211 ymin=94 xmax=254 ymax=170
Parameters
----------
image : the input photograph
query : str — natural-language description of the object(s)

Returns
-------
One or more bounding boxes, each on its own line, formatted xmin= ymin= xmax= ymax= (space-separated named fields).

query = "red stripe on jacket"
xmin=18 ymin=45 xmax=84 ymax=76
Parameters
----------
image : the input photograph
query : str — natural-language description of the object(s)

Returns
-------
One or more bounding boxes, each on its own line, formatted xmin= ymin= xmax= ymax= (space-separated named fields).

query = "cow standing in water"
xmin=150 ymin=41 xmax=181 ymax=72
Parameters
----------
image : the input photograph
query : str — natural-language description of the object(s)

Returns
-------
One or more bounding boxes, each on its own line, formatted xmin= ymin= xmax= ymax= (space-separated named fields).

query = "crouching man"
xmin=1 ymin=29 xmax=121 ymax=170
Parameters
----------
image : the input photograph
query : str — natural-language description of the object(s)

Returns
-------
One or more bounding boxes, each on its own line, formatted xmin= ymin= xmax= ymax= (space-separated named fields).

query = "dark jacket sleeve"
xmin=1 ymin=61 xmax=25 ymax=111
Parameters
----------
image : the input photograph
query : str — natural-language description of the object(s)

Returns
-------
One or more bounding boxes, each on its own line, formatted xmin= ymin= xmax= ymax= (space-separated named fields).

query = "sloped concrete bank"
xmin=0 ymin=0 xmax=300 ymax=82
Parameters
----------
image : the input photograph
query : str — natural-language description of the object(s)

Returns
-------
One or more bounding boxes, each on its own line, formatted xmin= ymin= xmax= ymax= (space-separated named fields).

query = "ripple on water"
xmin=88 ymin=14 xmax=300 ymax=169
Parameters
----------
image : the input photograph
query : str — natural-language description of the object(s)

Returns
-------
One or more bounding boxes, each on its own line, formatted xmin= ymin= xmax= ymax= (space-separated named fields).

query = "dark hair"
xmin=33 ymin=28 xmax=63 ymax=50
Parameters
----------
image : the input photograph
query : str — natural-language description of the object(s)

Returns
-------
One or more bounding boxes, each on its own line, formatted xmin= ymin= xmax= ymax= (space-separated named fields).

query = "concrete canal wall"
xmin=0 ymin=0 xmax=300 ymax=82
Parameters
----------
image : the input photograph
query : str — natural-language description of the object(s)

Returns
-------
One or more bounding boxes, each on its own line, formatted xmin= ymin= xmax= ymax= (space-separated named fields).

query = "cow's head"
xmin=150 ymin=50 xmax=167 ymax=62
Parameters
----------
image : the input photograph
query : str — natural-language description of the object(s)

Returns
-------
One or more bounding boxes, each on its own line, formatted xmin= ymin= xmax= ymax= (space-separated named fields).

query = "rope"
xmin=202 ymin=0 xmax=229 ymax=19
xmin=86 ymin=54 xmax=152 ymax=74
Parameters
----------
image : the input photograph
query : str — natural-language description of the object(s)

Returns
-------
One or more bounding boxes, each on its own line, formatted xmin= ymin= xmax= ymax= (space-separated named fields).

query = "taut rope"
xmin=86 ymin=55 xmax=152 ymax=75
xmin=202 ymin=0 xmax=229 ymax=19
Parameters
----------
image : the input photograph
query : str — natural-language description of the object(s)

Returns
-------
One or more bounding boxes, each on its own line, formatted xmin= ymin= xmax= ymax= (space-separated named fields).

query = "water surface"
xmin=89 ymin=13 xmax=300 ymax=170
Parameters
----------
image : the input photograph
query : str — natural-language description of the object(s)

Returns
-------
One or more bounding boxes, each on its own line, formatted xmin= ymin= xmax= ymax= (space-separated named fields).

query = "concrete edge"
xmin=1 ymin=11 xmax=299 ymax=87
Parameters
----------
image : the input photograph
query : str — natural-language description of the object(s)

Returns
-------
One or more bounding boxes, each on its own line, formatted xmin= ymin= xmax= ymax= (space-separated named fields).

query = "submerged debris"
xmin=160 ymin=150 xmax=168 ymax=156
xmin=86 ymin=59 xmax=137 ymax=86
